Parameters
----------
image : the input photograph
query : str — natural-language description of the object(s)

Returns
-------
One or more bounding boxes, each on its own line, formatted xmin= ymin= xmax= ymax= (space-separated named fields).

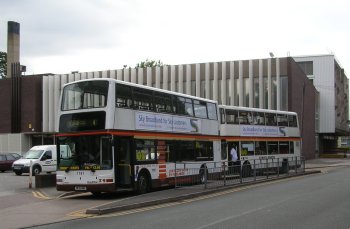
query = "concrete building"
xmin=294 ymin=55 xmax=349 ymax=153
xmin=0 ymin=57 xmax=319 ymax=159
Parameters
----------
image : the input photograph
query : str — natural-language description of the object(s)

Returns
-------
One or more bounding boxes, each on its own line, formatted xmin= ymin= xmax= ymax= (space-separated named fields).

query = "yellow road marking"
xmin=32 ymin=191 xmax=51 ymax=200
xmin=58 ymin=192 xmax=92 ymax=199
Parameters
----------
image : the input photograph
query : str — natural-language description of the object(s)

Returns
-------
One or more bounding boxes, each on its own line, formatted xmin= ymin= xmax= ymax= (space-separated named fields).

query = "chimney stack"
xmin=7 ymin=21 xmax=20 ymax=78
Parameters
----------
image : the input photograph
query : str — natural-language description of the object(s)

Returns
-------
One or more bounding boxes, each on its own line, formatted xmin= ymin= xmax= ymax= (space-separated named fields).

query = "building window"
xmin=298 ymin=61 xmax=313 ymax=75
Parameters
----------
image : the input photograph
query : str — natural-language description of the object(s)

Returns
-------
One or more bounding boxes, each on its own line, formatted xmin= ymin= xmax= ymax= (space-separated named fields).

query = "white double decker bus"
xmin=219 ymin=105 xmax=302 ymax=176
xmin=56 ymin=78 xmax=221 ymax=194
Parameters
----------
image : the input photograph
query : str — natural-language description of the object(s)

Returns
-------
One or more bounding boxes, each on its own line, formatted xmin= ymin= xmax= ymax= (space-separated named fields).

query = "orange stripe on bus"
xmin=159 ymin=174 xmax=167 ymax=179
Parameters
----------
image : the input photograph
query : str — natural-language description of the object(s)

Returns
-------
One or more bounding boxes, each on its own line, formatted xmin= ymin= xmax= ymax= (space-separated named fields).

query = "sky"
xmin=1 ymin=0 xmax=350 ymax=75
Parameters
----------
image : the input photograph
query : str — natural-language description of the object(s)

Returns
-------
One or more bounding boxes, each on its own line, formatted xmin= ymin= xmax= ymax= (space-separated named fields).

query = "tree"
xmin=135 ymin=59 xmax=164 ymax=68
xmin=0 ymin=51 xmax=7 ymax=79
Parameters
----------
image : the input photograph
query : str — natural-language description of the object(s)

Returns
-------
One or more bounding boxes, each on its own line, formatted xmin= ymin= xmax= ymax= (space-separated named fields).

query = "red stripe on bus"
xmin=159 ymin=174 xmax=167 ymax=179
xmin=224 ymin=137 xmax=301 ymax=141
xmin=159 ymin=165 xmax=166 ymax=169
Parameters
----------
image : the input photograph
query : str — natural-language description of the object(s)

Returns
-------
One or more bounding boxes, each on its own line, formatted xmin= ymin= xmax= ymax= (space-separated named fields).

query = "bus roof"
xmin=63 ymin=78 xmax=218 ymax=104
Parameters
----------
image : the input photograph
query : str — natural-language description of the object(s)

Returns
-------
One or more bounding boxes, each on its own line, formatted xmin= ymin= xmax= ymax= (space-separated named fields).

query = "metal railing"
xmin=174 ymin=156 xmax=305 ymax=189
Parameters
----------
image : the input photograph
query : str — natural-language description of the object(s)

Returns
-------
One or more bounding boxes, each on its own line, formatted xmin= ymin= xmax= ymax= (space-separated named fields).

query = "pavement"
xmin=35 ymin=156 xmax=350 ymax=216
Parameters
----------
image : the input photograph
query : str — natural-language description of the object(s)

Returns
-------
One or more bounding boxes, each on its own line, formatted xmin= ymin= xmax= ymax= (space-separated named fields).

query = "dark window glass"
xmin=267 ymin=141 xmax=278 ymax=155
xmin=59 ymin=111 xmax=106 ymax=132
xmin=226 ymin=109 xmax=239 ymax=124
xmin=277 ymin=114 xmax=289 ymax=127
xmin=265 ymin=113 xmax=277 ymax=126
xmin=252 ymin=112 xmax=265 ymax=125
xmin=255 ymin=141 xmax=267 ymax=155
xmin=207 ymin=103 xmax=218 ymax=120
xmin=116 ymin=84 xmax=132 ymax=108
xmin=176 ymin=97 xmax=193 ymax=116
xmin=279 ymin=141 xmax=290 ymax=154
xmin=290 ymin=142 xmax=295 ymax=154
xmin=195 ymin=141 xmax=213 ymax=161
xmin=178 ymin=141 xmax=195 ymax=161
xmin=133 ymin=88 xmax=154 ymax=111
xmin=288 ymin=115 xmax=298 ymax=127
xmin=194 ymin=100 xmax=208 ymax=119
xmin=239 ymin=111 xmax=251 ymax=125
xmin=0 ymin=155 xmax=5 ymax=161
xmin=154 ymin=92 xmax=173 ymax=113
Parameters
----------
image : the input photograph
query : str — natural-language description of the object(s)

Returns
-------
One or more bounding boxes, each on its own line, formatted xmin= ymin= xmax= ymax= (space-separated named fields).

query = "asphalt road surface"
xmin=30 ymin=166 xmax=350 ymax=229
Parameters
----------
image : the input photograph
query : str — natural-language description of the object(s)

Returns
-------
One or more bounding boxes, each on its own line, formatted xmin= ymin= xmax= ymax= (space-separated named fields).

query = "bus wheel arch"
xmin=136 ymin=169 xmax=151 ymax=194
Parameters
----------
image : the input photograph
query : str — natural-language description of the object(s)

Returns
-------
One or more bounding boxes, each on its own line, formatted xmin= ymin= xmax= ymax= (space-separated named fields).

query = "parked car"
xmin=9 ymin=153 xmax=22 ymax=160
xmin=0 ymin=153 xmax=18 ymax=172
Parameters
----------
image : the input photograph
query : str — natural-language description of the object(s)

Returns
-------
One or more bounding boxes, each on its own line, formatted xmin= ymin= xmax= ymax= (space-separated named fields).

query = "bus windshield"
xmin=57 ymin=134 xmax=113 ymax=171
xmin=61 ymin=80 xmax=109 ymax=111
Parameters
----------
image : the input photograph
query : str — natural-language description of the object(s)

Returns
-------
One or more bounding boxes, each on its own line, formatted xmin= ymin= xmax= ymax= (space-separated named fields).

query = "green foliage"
xmin=0 ymin=51 xmax=7 ymax=79
xmin=135 ymin=59 xmax=164 ymax=69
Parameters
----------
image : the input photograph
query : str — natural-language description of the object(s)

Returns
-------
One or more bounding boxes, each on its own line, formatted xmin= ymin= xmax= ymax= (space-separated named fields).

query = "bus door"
xmin=228 ymin=141 xmax=240 ymax=174
xmin=115 ymin=137 xmax=132 ymax=187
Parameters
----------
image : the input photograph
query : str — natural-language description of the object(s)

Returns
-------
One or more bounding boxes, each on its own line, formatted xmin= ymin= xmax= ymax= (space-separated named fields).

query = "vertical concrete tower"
xmin=7 ymin=21 xmax=20 ymax=78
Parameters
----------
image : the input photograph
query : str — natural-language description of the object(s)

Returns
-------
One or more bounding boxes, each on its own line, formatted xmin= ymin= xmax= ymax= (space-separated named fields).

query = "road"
xmin=0 ymin=171 xmax=135 ymax=229
xmin=30 ymin=166 xmax=350 ymax=229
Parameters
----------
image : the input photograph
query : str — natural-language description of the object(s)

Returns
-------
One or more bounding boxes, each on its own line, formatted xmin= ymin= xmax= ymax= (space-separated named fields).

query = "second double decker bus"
xmin=56 ymin=78 xmax=221 ymax=194
xmin=219 ymin=105 xmax=302 ymax=176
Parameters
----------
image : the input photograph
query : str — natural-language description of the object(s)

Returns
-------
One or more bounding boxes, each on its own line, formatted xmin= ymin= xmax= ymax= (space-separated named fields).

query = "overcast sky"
xmin=1 ymin=0 xmax=349 ymax=75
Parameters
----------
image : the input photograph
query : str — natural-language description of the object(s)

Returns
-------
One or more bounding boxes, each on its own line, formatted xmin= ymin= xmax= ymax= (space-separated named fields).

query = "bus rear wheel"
xmin=137 ymin=173 xmax=150 ymax=194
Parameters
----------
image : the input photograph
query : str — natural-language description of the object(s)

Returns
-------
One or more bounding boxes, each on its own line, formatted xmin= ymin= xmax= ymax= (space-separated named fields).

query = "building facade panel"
xmin=0 ymin=79 xmax=12 ymax=133
xmin=294 ymin=55 xmax=335 ymax=133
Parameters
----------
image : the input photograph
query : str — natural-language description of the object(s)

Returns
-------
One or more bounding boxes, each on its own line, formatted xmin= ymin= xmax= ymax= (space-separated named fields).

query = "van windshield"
xmin=23 ymin=150 xmax=44 ymax=159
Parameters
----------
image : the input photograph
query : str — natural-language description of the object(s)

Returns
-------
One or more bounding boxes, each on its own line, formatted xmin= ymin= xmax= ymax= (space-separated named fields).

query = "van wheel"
xmin=137 ymin=172 xmax=150 ymax=194
xmin=32 ymin=166 xmax=41 ymax=176
xmin=15 ymin=171 xmax=22 ymax=175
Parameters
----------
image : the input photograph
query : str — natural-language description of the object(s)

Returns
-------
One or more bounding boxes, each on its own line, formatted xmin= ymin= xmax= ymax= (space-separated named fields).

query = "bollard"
xmin=29 ymin=160 xmax=33 ymax=189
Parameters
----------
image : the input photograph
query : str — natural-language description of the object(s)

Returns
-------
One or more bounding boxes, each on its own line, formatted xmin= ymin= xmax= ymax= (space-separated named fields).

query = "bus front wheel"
xmin=137 ymin=172 xmax=150 ymax=194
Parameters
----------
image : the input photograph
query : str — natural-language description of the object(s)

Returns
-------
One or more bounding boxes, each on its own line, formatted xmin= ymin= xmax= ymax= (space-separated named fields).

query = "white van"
xmin=12 ymin=145 xmax=57 ymax=176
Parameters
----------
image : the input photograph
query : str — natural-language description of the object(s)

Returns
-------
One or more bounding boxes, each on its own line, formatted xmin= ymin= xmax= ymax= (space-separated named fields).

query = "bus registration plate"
xmin=75 ymin=186 xmax=87 ymax=191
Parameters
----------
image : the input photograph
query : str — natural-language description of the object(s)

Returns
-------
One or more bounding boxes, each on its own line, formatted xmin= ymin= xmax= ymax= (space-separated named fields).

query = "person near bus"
xmin=230 ymin=146 xmax=240 ymax=174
